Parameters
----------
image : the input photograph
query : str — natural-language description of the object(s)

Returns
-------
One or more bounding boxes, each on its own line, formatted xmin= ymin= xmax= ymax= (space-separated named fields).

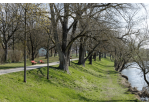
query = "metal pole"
xmin=47 ymin=37 xmax=50 ymax=79
xmin=24 ymin=8 xmax=27 ymax=82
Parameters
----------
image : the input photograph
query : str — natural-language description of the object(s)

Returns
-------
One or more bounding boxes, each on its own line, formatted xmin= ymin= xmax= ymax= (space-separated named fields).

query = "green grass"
xmin=0 ymin=58 xmax=139 ymax=102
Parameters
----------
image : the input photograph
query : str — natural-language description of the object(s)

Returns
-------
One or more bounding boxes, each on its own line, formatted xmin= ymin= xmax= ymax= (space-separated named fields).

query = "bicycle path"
xmin=0 ymin=58 xmax=78 ymax=75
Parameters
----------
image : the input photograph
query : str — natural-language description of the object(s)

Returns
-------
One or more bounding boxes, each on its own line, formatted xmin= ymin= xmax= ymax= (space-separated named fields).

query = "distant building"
xmin=38 ymin=48 xmax=47 ymax=57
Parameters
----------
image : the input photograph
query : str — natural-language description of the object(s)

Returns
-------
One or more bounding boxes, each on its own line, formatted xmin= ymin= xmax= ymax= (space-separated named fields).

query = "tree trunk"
xmin=117 ymin=61 xmax=125 ymax=72
xmin=101 ymin=53 xmax=103 ymax=58
xmin=93 ymin=52 xmax=96 ymax=61
xmin=78 ymin=41 xmax=101 ymax=66
xmin=89 ymin=54 xmax=92 ymax=65
xmin=110 ymin=54 xmax=112 ymax=60
xmin=45 ymin=51 xmax=48 ymax=59
xmin=99 ymin=52 xmax=101 ymax=61
xmin=31 ymin=45 xmax=34 ymax=61
xmin=50 ymin=4 xmax=70 ymax=73
xmin=4 ymin=43 xmax=8 ymax=63
xmin=85 ymin=50 xmax=86 ymax=57
xmin=54 ymin=48 xmax=57 ymax=57
xmin=78 ymin=42 xmax=85 ymax=65
xmin=12 ymin=33 xmax=15 ymax=63
xmin=47 ymin=39 xmax=50 ymax=79
xmin=76 ymin=45 xmax=78 ymax=57
xmin=104 ymin=53 xmax=106 ymax=58
xmin=51 ymin=48 xmax=53 ymax=57
xmin=143 ymin=70 xmax=149 ymax=86
xmin=58 ymin=52 xmax=70 ymax=74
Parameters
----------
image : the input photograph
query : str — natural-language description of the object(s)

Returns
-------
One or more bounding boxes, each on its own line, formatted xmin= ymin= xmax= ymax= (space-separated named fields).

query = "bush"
xmin=0 ymin=49 xmax=5 ymax=64
xmin=8 ymin=50 xmax=23 ymax=62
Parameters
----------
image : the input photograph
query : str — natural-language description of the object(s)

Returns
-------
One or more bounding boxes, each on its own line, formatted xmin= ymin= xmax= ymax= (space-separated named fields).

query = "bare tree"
xmin=0 ymin=3 xmax=22 ymax=62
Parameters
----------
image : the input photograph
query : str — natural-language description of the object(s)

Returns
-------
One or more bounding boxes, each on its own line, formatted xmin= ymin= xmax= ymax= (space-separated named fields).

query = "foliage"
xmin=0 ymin=49 xmax=5 ymax=64
xmin=9 ymin=50 xmax=23 ymax=63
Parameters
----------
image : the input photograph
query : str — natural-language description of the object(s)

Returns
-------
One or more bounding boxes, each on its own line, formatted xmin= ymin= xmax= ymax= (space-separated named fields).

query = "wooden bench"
xmin=31 ymin=60 xmax=37 ymax=65
xmin=39 ymin=60 xmax=44 ymax=63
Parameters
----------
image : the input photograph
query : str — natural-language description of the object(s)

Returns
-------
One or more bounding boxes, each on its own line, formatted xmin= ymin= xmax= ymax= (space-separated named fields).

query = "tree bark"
xmin=78 ymin=41 xmax=101 ymax=66
xmin=104 ymin=53 xmax=106 ymax=58
xmin=12 ymin=33 xmax=15 ymax=63
xmin=99 ymin=52 xmax=101 ymax=61
xmin=4 ymin=43 xmax=8 ymax=62
xmin=31 ymin=45 xmax=34 ymax=61
xmin=54 ymin=48 xmax=57 ymax=57
xmin=110 ymin=54 xmax=112 ymax=60
xmin=50 ymin=4 xmax=70 ymax=73
xmin=76 ymin=45 xmax=78 ymax=57
xmin=101 ymin=53 xmax=103 ymax=58
xmin=89 ymin=54 xmax=92 ymax=65
xmin=78 ymin=41 xmax=85 ymax=65
xmin=47 ymin=38 xmax=50 ymax=79
xmin=58 ymin=52 xmax=70 ymax=73
xmin=85 ymin=50 xmax=86 ymax=57
xmin=93 ymin=52 xmax=96 ymax=61
xmin=51 ymin=48 xmax=53 ymax=57
xmin=143 ymin=70 xmax=149 ymax=86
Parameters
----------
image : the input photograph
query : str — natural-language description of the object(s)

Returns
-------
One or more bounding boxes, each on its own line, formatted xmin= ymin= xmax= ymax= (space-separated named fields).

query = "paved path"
xmin=0 ymin=58 xmax=78 ymax=75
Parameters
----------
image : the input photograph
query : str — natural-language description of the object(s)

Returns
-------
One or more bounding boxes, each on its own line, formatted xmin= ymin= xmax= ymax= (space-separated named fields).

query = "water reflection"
xmin=122 ymin=62 xmax=149 ymax=91
xmin=121 ymin=62 xmax=149 ymax=101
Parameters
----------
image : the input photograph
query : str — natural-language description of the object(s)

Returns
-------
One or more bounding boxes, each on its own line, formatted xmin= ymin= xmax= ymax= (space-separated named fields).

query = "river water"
xmin=121 ymin=62 xmax=149 ymax=101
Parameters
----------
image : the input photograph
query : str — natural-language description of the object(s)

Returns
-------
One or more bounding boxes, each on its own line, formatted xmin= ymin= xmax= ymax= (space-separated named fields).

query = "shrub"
xmin=0 ymin=49 xmax=5 ymax=64
xmin=8 ymin=50 xmax=23 ymax=62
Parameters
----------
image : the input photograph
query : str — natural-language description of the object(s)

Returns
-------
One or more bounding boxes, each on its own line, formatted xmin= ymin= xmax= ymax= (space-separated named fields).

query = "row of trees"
xmin=0 ymin=3 xmax=149 ymax=85
xmin=0 ymin=3 xmax=50 ymax=62
xmin=48 ymin=3 xmax=149 ymax=87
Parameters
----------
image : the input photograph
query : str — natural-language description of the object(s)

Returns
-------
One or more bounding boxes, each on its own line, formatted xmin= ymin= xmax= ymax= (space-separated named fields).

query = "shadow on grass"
xmin=77 ymin=94 xmax=100 ymax=102
xmin=100 ymin=99 xmax=139 ymax=102
xmin=70 ymin=94 xmax=139 ymax=102
xmin=29 ymin=66 xmax=74 ymax=88
xmin=37 ymin=68 xmax=45 ymax=76
xmin=70 ymin=62 xmax=106 ymax=78
xmin=94 ymin=62 xmax=114 ymax=67
xmin=107 ymin=70 xmax=118 ymax=75
xmin=0 ymin=62 xmax=31 ymax=70
xmin=0 ymin=66 xmax=16 ymax=70
xmin=47 ymin=66 xmax=61 ymax=70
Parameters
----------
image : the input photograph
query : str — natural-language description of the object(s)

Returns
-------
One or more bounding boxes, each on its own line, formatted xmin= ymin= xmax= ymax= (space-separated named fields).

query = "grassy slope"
xmin=0 ymin=58 xmax=139 ymax=102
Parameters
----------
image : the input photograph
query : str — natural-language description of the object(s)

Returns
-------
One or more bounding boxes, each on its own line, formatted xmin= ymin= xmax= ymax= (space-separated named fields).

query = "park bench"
xmin=31 ymin=60 xmax=37 ymax=65
xmin=39 ymin=60 xmax=44 ymax=63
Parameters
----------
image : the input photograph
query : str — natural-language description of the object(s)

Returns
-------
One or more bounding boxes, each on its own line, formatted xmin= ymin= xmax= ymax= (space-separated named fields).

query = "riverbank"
xmin=119 ymin=73 xmax=141 ymax=101
xmin=0 ymin=58 xmax=139 ymax=102
xmin=120 ymin=73 xmax=149 ymax=101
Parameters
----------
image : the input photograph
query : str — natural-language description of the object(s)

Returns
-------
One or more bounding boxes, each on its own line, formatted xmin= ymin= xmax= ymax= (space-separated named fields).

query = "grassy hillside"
xmin=0 ymin=58 xmax=139 ymax=102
